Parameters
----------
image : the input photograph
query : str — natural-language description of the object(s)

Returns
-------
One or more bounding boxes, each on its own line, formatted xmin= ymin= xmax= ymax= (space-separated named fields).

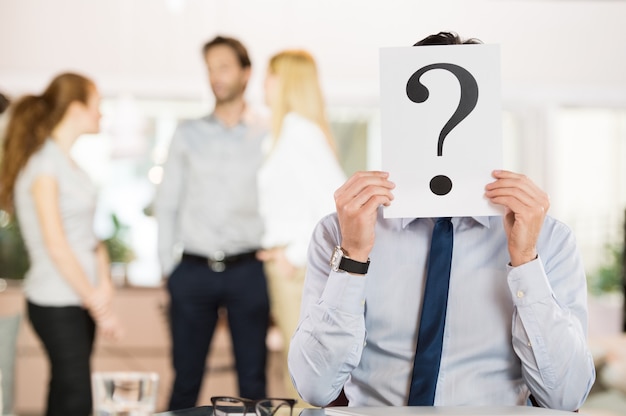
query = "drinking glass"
xmin=92 ymin=371 xmax=159 ymax=416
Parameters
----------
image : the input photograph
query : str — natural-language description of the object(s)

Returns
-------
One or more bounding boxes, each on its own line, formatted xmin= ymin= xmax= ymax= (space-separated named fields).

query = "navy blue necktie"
xmin=408 ymin=217 xmax=454 ymax=405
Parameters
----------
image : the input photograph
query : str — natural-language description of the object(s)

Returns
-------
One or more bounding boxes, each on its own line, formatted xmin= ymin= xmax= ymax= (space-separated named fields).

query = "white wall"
xmin=1 ymin=0 xmax=626 ymax=106
xmin=1 ymin=0 xmax=625 ymax=274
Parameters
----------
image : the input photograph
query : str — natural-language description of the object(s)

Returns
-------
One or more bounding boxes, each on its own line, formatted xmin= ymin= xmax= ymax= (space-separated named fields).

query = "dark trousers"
xmin=167 ymin=257 xmax=269 ymax=410
xmin=27 ymin=301 xmax=96 ymax=416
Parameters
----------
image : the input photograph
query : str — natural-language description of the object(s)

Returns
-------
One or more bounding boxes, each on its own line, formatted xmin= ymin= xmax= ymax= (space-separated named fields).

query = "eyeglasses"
xmin=211 ymin=396 xmax=297 ymax=416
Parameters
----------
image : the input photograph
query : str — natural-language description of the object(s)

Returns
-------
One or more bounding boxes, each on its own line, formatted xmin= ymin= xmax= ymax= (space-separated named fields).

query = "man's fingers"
xmin=343 ymin=182 xmax=394 ymax=207
xmin=485 ymin=170 xmax=549 ymax=213
xmin=336 ymin=171 xmax=395 ymax=212
xmin=336 ymin=171 xmax=393 ymax=198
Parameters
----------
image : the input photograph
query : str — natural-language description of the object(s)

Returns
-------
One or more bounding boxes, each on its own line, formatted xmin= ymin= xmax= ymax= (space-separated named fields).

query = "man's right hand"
xmin=334 ymin=171 xmax=395 ymax=263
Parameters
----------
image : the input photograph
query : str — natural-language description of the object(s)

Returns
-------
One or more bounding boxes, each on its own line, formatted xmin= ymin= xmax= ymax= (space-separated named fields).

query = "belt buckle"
xmin=209 ymin=250 xmax=226 ymax=272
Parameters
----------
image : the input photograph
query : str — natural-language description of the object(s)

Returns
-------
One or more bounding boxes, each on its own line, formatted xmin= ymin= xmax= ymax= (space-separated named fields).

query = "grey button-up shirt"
xmin=155 ymin=111 xmax=268 ymax=275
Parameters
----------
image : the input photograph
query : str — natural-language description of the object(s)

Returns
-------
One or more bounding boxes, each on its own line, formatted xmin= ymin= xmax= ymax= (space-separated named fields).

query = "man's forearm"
xmin=509 ymin=258 xmax=595 ymax=410
xmin=288 ymin=300 xmax=366 ymax=407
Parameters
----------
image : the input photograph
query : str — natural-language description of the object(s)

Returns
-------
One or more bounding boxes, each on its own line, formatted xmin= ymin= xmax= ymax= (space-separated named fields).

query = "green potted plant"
xmin=0 ymin=213 xmax=29 ymax=280
xmin=588 ymin=243 xmax=624 ymax=296
xmin=104 ymin=213 xmax=134 ymax=287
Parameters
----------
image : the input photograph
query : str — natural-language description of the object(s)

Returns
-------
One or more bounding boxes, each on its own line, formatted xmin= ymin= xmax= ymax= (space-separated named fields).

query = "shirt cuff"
xmin=320 ymin=271 xmax=367 ymax=315
xmin=507 ymin=255 xmax=554 ymax=306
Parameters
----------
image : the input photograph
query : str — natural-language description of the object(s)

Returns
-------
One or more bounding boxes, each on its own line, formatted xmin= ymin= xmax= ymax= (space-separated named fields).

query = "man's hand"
xmin=485 ymin=170 xmax=549 ymax=267
xmin=334 ymin=171 xmax=395 ymax=262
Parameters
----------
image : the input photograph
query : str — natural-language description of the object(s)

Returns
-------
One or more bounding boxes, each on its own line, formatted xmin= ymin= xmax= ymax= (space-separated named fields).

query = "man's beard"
xmin=213 ymin=83 xmax=246 ymax=106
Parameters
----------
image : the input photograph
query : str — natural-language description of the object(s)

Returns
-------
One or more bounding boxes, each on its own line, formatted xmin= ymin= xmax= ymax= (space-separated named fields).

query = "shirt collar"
xmin=206 ymin=104 xmax=261 ymax=128
xmin=400 ymin=216 xmax=492 ymax=229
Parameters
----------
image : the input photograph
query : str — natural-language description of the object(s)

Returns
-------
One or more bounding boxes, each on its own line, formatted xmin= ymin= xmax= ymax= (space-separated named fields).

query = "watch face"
xmin=330 ymin=246 xmax=343 ymax=271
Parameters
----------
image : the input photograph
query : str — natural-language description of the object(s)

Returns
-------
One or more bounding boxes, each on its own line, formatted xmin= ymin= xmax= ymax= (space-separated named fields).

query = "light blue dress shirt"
xmin=155 ymin=112 xmax=267 ymax=275
xmin=288 ymin=210 xmax=595 ymax=411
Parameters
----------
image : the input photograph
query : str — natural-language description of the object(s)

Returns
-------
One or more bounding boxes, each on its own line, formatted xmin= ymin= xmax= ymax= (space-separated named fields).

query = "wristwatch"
xmin=330 ymin=246 xmax=370 ymax=275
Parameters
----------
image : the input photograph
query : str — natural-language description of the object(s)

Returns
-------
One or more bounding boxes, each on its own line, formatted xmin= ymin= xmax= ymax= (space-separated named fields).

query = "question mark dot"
xmin=430 ymin=175 xmax=452 ymax=196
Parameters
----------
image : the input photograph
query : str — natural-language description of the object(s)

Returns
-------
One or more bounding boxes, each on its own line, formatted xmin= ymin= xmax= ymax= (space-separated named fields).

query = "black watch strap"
xmin=339 ymin=256 xmax=370 ymax=275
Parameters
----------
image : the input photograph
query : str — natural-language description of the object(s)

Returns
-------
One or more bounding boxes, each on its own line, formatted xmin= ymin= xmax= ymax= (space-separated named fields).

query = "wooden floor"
xmin=10 ymin=321 xmax=290 ymax=415
xmin=194 ymin=322 xmax=291 ymax=403
xmin=1 ymin=284 xmax=291 ymax=415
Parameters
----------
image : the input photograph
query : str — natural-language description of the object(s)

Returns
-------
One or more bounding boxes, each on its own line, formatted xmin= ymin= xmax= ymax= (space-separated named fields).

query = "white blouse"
xmin=257 ymin=112 xmax=346 ymax=268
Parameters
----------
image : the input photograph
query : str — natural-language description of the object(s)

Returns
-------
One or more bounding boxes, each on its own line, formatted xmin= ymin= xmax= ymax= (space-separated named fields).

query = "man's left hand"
xmin=485 ymin=170 xmax=549 ymax=267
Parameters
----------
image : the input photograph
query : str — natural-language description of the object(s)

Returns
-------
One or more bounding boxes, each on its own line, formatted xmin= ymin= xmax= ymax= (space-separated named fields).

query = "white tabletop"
xmin=322 ymin=407 xmax=581 ymax=416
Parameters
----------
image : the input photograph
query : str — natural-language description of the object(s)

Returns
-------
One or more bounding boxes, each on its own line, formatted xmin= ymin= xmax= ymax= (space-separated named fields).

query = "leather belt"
xmin=182 ymin=251 xmax=258 ymax=272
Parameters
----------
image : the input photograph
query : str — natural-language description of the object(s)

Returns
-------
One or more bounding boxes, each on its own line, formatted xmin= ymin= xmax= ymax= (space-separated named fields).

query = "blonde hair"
xmin=267 ymin=50 xmax=337 ymax=154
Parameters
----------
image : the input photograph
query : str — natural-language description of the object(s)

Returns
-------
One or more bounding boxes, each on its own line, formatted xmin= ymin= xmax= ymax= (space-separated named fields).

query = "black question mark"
xmin=406 ymin=63 xmax=479 ymax=196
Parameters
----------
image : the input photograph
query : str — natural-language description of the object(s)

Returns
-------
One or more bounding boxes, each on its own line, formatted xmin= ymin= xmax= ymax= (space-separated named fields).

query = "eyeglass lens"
xmin=212 ymin=397 xmax=294 ymax=416
xmin=256 ymin=399 xmax=294 ymax=416
xmin=212 ymin=397 xmax=247 ymax=416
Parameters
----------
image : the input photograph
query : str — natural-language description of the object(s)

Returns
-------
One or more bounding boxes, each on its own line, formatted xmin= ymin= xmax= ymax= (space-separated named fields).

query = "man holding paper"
xmin=288 ymin=32 xmax=595 ymax=411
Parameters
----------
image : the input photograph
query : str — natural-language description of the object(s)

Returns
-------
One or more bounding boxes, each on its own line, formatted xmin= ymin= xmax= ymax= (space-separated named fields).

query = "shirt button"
xmin=361 ymin=300 xmax=365 ymax=306
xmin=517 ymin=291 xmax=525 ymax=298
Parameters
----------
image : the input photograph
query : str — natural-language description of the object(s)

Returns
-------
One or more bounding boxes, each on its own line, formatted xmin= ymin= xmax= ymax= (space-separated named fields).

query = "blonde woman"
xmin=257 ymin=50 xmax=346 ymax=401
xmin=0 ymin=73 xmax=121 ymax=416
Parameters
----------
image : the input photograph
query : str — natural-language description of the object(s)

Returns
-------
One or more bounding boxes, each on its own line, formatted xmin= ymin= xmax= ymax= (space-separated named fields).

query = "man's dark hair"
xmin=414 ymin=31 xmax=482 ymax=46
xmin=202 ymin=36 xmax=252 ymax=68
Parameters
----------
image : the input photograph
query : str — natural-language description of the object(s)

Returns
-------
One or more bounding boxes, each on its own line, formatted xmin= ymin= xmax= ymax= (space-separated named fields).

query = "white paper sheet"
xmin=380 ymin=44 xmax=504 ymax=218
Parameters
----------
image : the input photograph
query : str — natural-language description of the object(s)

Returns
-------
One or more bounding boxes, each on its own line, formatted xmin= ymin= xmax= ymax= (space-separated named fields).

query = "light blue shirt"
xmin=155 ymin=112 xmax=267 ymax=275
xmin=288 ymin=210 xmax=595 ymax=411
